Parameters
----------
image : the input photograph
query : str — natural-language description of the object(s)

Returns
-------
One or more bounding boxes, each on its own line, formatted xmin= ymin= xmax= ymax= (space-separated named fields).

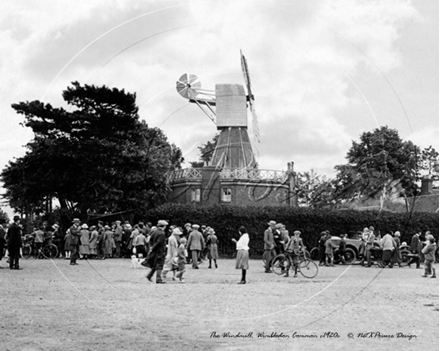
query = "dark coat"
xmin=147 ymin=227 xmax=166 ymax=269
xmin=69 ymin=224 xmax=81 ymax=249
xmin=7 ymin=223 xmax=22 ymax=252
xmin=410 ymin=234 xmax=421 ymax=254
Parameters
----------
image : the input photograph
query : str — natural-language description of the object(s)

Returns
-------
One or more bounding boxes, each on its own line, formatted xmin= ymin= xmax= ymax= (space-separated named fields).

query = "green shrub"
xmin=146 ymin=204 xmax=439 ymax=258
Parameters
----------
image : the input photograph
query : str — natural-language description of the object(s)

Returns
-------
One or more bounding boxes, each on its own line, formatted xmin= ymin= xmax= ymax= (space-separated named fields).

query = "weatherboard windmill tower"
xmin=168 ymin=51 xmax=296 ymax=207
xmin=176 ymin=51 xmax=260 ymax=169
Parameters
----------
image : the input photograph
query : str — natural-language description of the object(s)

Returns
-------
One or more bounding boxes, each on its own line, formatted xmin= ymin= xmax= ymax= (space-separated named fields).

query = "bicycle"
xmin=262 ymin=248 xmax=310 ymax=266
xmin=271 ymin=250 xmax=318 ymax=278
xmin=22 ymin=235 xmax=58 ymax=259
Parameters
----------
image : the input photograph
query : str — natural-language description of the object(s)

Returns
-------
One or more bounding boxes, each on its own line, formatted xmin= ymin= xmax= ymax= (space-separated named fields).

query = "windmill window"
xmin=191 ymin=188 xmax=201 ymax=202
xmin=221 ymin=188 xmax=232 ymax=202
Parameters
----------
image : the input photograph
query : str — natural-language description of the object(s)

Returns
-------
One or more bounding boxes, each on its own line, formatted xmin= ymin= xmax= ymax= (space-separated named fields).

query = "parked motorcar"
xmin=310 ymin=234 xmax=411 ymax=264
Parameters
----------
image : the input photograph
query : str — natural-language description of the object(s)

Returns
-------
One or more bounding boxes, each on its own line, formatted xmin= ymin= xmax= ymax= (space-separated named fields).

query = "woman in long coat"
xmin=79 ymin=224 xmax=90 ymax=259
xmin=104 ymin=225 xmax=114 ymax=258
xmin=88 ymin=226 xmax=98 ymax=258
xmin=206 ymin=228 xmax=219 ymax=269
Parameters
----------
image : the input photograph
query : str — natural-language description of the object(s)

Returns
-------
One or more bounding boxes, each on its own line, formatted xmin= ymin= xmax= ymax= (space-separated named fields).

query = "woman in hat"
xmin=103 ymin=225 xmax=114 ymax=259
xmin=79 ymin=224 xmax=90 ymax=259
xmin=391 ymin=231 xmax=402 ymax=267
xmin=88 ymin=226 xmax=98 ymax=259
xmin=232 ymin=226 xmax=250 ymax=284
xmin=161 ymin=227 xmax=182 ymax=281
xmin=206 ymin=228 xmax=219 ymax=269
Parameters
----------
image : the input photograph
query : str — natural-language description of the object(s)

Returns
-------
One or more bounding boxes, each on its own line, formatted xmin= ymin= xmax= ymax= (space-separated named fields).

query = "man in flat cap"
xmin=264 ymin=220 xmax=276 ymax=273
xmin=146 ymin=220 xmax=168 ymax=283
xmin=186 ymin=224 xmax=205 ymax=269
xmin=7 ymin=215 xmax=22 ymax=270
xmin=69 ymin=218 xmax=81 ymax=265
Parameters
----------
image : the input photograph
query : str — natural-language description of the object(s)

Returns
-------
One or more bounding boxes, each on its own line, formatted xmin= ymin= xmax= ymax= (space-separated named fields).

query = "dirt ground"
xmin=0 ymin=257 xmax=438 ymax=351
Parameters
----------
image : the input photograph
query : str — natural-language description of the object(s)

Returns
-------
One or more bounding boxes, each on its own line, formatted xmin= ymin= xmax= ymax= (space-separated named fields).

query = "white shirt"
xmin=236 ymin=233 xmax=249 ymax=251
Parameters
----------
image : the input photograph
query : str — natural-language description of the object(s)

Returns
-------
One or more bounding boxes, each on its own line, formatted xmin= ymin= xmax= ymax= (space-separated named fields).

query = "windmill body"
xmin=168 ymin=52 xmax=296 ymax=207
xmin=211 ymin=83 xmax=257 ymax=169
xmin=176 ymin=53 xmax=259 ymax=170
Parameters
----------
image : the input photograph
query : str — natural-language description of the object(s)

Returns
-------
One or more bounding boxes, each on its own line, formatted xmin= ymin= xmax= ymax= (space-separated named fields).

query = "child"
xmin=64 ymin=229 xmax=72 ymax=259
xmin=176 ymin=237 xmax=187 ymax=283
xmin=422 ymin=235 xmax=437 ymax=278
xmin=284 ymin=230 xmax=305 ymax=277
xmin=206 ymin=228 xmax=219 ymax=269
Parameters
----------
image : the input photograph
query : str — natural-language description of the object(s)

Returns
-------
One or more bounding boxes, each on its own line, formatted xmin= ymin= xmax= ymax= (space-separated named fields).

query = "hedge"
xmin=146 ymin=204 xmax=439 ymax=258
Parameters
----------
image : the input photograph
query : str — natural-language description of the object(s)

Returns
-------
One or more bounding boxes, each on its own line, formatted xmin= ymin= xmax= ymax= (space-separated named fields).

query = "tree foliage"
xmin=333 ymin=126 xmax=421 ymax=201
xmin=1 ymin=82 xmax=183 ymax=221
xmin=0 ymin=208 xmax=9 ymax=224
xmin=190 ymin=133 xmax=219 ymax=167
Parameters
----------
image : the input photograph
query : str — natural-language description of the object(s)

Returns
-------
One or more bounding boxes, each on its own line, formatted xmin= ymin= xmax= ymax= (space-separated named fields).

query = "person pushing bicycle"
xmin=284 ymin=230 xmax=306 ymax=277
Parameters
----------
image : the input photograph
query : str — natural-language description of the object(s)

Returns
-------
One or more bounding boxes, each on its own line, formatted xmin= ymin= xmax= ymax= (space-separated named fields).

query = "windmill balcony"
xmin=167 ymin=167 xmax=289 ymax=184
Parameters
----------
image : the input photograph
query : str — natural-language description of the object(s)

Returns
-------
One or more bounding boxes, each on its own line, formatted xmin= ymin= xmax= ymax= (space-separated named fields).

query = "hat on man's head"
xmin=157 ymin=220 xmax=168 ymax=227
xmin=268 ymin=220 xmax=276 ymax=226
xmin=192 ymin=224 xmax=200 ymax=229
xmin=81 ymin=224 xmax=89 ymax=229
xmin=73 ymin=218 xmax=80 ymax=223
xmin=115 ymin=220 xmax=121 ymax=224
xmin=294 ymin=230 xmax=301 ymax=235
xmin=394 ymin=231 xmax=401 ymax=237
xmin=13 ymin=215 xmax=20 ymax=221
xmin=184 ymin=223 xmax=191 ymax=227
xmin=275 ymin=223 xmax=283 ymax=229
xmin=52 ymin=224 xmax=59 ymax=230
xmin=172 ymin=228 xmax=183 ymax=235
xmin=104 ymin=225 xmax=111 ymax=230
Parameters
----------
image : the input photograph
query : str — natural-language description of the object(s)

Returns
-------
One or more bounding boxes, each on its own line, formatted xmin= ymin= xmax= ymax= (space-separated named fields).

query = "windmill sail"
xmin=240 ymin=50 xmax=261 ymax=143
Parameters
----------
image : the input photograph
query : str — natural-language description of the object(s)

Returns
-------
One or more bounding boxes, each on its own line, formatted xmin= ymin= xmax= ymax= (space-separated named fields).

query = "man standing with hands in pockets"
xmin=264 ymin=220 xmax=276 ymax=273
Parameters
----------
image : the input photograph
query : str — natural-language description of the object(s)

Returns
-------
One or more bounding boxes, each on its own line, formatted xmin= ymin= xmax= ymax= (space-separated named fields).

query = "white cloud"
xmin=0 ymin=0 xmax=435 ymax=213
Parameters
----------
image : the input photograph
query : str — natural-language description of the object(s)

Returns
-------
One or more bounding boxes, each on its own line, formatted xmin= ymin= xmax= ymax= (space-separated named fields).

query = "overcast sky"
xmin=0 ymin=0 xmax=438 ymax=217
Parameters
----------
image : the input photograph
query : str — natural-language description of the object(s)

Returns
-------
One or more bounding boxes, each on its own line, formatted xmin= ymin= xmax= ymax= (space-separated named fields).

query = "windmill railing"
xmin=166 ymin=168 xmax=203 ymax=182
xmin=220 ymin=168 xmax=289 ymax=183
xmin=167 ymin=168 xmax=289 ymax=183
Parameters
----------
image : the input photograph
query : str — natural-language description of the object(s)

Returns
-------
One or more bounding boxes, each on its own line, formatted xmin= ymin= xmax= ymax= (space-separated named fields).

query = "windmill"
xmin=176 ymin=51 xmax=260 ymax=169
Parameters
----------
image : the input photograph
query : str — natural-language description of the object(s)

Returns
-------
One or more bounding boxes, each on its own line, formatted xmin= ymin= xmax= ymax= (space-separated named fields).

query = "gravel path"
xmin=0 ymin=258 xmax=438 ymax=351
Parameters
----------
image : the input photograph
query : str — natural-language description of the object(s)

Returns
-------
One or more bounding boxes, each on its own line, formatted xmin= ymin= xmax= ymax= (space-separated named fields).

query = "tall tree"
xmin=1 ymin=82 xmax=182 ymax=221
xmin=295 ymin=169 xmax=334 ymax=207
xmin=190 ymin=133 xmax=219 ymax=167
xmin=420 ymin=145 xmax=439 ymax=180
xmin=333 ymin=126 xmax=420 ymax=202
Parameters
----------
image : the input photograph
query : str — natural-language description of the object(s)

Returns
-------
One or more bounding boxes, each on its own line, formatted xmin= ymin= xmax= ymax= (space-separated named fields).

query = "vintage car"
xmin=310 ymin=235 xmax=411 ymax=264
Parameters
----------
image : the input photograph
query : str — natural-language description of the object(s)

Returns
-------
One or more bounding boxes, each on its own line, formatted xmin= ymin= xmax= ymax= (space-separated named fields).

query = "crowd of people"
xmin=0 ymin=216 xmax=437 ymax=281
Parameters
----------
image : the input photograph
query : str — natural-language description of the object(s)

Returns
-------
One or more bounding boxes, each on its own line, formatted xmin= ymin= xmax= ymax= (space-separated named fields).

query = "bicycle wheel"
xmin=271 ymin=254 xmax=289 ymax=275
xmin=299 ymin=259 xmax=318 ymax=278
xmin=22 ymin=245 xmax=33 ymax=259
xmin=43 ymin=244 xmax=58 ymax=259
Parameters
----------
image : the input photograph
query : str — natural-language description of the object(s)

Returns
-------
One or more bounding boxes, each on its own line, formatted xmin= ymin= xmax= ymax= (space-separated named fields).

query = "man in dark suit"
xmin=146 ymin=220 xmax=168 ymax=284
xmin=7 ymin=215 xmax=22 ymax=270
xmin=186 ymin=224 xmax=205 ymax=269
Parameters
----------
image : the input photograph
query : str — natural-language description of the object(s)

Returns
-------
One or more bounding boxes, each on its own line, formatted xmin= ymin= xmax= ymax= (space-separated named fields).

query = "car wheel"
xmin=344 ymin=248 xmax=356 ymax=264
